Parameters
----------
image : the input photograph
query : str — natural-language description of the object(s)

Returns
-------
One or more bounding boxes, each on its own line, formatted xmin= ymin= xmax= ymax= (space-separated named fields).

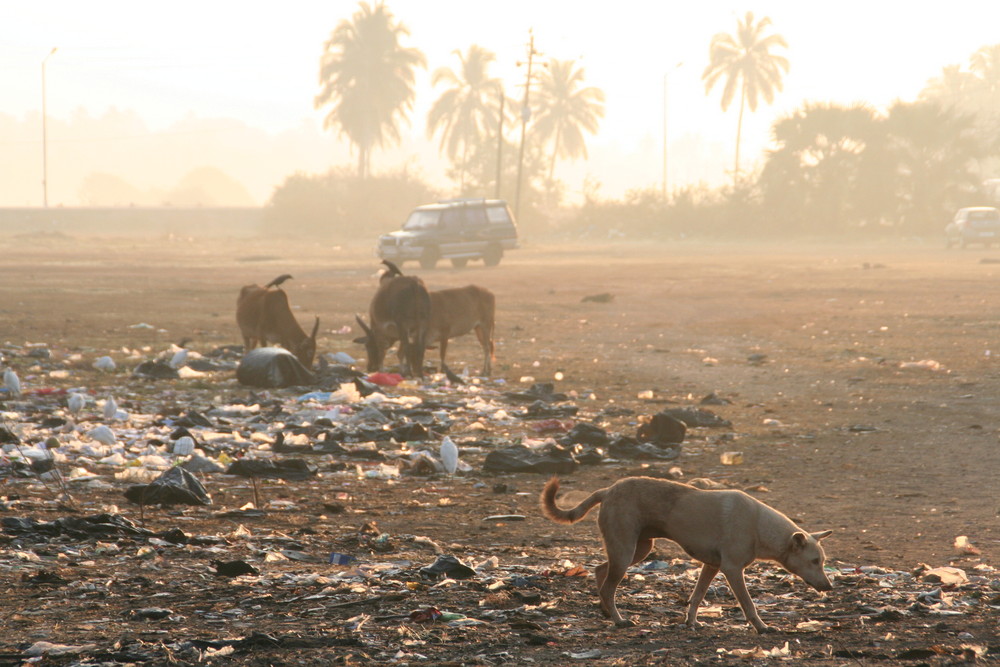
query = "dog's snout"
xmin=812 ymin=578 xmax=833 ymax=592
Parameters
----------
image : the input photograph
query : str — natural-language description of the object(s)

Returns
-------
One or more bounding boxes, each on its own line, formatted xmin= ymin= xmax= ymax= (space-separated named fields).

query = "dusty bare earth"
xmin=1 ymin=234 xmax=999 ymax=665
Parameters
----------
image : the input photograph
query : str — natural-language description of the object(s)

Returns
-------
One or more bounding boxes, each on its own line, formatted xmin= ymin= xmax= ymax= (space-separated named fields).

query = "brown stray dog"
xmin=540 ymin=476 xmax=833 ymax=633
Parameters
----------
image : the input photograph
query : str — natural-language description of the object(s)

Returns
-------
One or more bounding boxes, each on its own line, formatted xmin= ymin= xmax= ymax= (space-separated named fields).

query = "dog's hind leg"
xmin=594 ymin=537 xmax=653 ymax=609
xmin=721 ymin=565 xmax=772 ymax=634
xmin=685 ymin=563 xmax=719 ymax=628
xmin=594 ymin=561 xmax=609 ymax=596
xmin=599 ymin=537 xmax=652 ymax=627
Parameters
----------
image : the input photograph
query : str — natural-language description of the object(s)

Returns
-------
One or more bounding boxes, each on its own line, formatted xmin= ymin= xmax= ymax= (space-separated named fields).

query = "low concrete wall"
xmin=0 ymin=207 xmax=263 ymax=238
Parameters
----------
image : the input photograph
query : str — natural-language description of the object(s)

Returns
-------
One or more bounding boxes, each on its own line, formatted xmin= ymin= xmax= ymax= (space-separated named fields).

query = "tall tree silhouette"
xmin=533 ymin=59 xmax=605 ymax=182
xmin=427 ymin=46 xmax=503 ymax=191
xmin=315 ymin=2 xmax=425 ymax=178
xmin=702 ymin=11 xmax=788 ymax=182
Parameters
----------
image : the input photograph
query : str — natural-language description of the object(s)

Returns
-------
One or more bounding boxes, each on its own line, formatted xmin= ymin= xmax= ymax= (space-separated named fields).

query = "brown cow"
xmin=236 ymin=275 xmax=319 ymax=367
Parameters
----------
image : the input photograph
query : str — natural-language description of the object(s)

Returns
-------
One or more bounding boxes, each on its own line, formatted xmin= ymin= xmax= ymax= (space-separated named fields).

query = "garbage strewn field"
xmin=1 ymin=237 xmax=999 ymax=665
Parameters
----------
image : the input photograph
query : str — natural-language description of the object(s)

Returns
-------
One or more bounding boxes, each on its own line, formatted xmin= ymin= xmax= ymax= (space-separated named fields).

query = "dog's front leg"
xmin=685 ymin=563 xmax=719 ymax=628
xmin=721 ymin=566 xmax=774 ymax=633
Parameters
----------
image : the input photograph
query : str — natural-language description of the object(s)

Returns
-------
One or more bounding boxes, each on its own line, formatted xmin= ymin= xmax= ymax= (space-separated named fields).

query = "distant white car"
xmin=945 ymin=206 xmax=1000 ymax=248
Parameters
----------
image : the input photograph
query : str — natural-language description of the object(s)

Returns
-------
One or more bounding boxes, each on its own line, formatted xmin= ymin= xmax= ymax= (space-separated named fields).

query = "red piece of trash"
xmin=529 ymin=419 xmax=573 ymax=434
xmin=408 ymin=607 xmax=442 ymax=623
xmin=27 ymin=388 xmax=67 ymax=396
xmin=366 ymin=372 xmax=404 ymax=387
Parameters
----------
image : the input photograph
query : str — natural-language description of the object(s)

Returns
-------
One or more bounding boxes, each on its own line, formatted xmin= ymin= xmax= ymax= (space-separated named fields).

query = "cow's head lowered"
xmin=354 ymin=263 xmax=430 ymax=377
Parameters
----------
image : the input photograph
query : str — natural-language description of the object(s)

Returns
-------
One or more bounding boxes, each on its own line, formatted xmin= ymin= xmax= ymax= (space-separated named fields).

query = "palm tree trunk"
xmin=548 ymin=126 xmax=562 ymax=182
xmin=460 ymin=142 xmax=468 ymax=193
xmin=734 ymin=85 xmax=745 ymax=185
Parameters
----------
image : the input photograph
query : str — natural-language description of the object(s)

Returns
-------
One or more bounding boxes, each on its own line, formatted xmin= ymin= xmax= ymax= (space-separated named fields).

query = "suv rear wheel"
xmin=420 ymin=246 xmax=439 ymax=269
xmin=483 ymin=244 xmax=503 ymax=267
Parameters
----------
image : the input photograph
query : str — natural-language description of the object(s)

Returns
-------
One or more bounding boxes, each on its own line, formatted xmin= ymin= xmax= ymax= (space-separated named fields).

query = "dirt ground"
xmin=1 ymin=234 xmax=999 ymax=665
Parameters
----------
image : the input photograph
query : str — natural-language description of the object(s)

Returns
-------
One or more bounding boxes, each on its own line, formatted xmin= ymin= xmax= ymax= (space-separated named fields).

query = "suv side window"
xmin=486 ymin=205 xmax=511 ymax=225
xmin=441 ymin=208 xmax=464 ymax=230
xmin=465 ymin=206 xmax=488 ymax=228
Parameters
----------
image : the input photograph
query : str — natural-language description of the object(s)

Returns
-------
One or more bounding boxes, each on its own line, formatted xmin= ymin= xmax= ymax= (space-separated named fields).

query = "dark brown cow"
xmin=354 ymin=261 xmax=431 ymax=377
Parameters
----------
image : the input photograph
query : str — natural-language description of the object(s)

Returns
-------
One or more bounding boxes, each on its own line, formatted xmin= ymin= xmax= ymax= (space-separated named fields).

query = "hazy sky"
xmin=4 ymin=1 xmax=1000 ymax=204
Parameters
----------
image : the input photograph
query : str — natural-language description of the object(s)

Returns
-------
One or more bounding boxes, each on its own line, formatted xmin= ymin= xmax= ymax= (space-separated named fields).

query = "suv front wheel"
xmin=420 ymin=246 xmax=439 ymax=269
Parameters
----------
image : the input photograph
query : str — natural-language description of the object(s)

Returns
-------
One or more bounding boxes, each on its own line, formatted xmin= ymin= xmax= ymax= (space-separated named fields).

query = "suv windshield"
xmin=403 ymin=209 xmax=441 ymax=231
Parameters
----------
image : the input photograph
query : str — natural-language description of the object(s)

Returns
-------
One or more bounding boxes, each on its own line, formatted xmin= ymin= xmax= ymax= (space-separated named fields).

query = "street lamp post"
xmin=494 ymin=86 xmax=505 ymax=199
xmin=514 ymin=31 xmax=539 ymax=222
xmin=42 ymin=47 xmax=57 ymax=208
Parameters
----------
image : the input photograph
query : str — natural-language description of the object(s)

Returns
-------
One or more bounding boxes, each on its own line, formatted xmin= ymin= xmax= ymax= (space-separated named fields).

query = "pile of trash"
xmin=0 ymin=338 xmax=739 ymax=498
xmin=2 ymin=343 xmax=999 ymax=664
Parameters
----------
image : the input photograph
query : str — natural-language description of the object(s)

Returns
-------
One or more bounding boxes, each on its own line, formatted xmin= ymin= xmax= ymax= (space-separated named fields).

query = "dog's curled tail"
xmin=540 ymin=477 xmax=607 ymax=524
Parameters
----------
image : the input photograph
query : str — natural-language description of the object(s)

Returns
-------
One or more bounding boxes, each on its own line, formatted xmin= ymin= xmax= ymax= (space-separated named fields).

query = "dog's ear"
xmin=790 ymin=531 xmax=808 ymax=550
xmin=812 ymin=530 xmax=833 ymax=541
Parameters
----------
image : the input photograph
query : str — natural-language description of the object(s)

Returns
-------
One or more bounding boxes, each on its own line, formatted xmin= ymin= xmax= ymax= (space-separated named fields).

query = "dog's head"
xmin=783 ymin=530 xmax=834 ymax=591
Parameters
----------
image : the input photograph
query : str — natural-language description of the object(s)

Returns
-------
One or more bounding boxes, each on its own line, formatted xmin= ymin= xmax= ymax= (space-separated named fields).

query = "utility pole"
xmin=42 ymin=47 xmax=57 ymax=208
xmin=494 ymin=87 xmax=504 ymax=199
xmin=514 ymin=31 xmax=539 ymax=221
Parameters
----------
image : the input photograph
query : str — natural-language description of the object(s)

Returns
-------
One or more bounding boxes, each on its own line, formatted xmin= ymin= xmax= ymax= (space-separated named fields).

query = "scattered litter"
xmin=566 ymin=649 xmax=602 ymax=659
xmin=212 ymin=559 xmax=260 ymax=577
xmin=329 ymin=552 xmax=357 ymax=566
xmin=124 ymin=466 xmax=212 ymax=507
xmin=637 ymin=412 xmax=686 ymax=444
xmin=226 ymin=459 xmax=317 ymax=481
xmin=134 ymin=360 xmax=179 ymax=379
xmin=656 ymin=406 xmax=732 ymax=428
xmin=899 ymin=359 xmax=943 ymax=371
xmin=483 ymin=444 xmax=580 ymax=474
xmin=720 ymin=451 xmax=744 ymax=465
xmin=92 ymin=356 xmax=117 ymax=372
xmin=700 ymin=391 xmax=731 ymax=405
xmin=919 ymin=565 xmax=968 ymax=586
xmin=439 ymin=435 xmax=459 ymax=475
xmin=954 ymin=535 xmax=981 ymax=555
xmin=24 ymin=642 xmax=99 ymax=657
xmin=236 ymin=347 xmax=315 ymax=388
xmin=419 ymin=554 xmax=476 ymax=580
xmin=366 ymin=372 xmax=404 ymax=386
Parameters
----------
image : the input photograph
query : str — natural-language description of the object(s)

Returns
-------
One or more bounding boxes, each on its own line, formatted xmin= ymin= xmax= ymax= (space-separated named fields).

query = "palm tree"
xmin=426 ymin=46 xmax=503 ymax=191
xmin=314 ymin=2 xmax=425 ymax=178
xmin=702 ymin=11 xmax=789 ymax=183
xmin=533 ymin=59 xmax=605 ymax=182
xmin=970 ymin=44 xmax=1000 ymax=94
